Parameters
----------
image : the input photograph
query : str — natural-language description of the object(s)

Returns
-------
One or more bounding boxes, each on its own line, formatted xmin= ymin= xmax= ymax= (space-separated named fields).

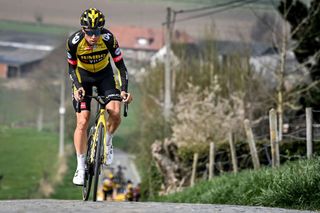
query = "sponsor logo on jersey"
xmin=115 ymin=48 xmax=121 ymax=56
xmin=102 ymin=33 xmax=112 ymax=41
xmin=67 ymin=52 xmax=72 ymax=59
xmin=79 ymin=53 xmax=107 ymax=64
xmin=72 ymin=32 xmax=81 ymax=44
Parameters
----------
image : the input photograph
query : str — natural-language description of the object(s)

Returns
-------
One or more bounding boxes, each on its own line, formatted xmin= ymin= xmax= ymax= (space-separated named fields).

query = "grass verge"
xmin=0 ymin=126 xmax=60 ymax=199
xmin=50 ymin=153 xmax=83 ymax=200
xmin=153 ymin=157 xmax=320 ymax=211
xmin=0 ymin=20 xmax=73 ymax=35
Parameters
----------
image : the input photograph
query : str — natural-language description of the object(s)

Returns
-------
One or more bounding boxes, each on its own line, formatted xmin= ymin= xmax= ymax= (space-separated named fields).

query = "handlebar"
xmin=76 ymin=94 xmax=128 ymax=117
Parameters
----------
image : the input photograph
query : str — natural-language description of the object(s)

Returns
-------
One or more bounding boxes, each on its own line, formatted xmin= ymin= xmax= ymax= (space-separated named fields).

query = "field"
xmin=0 ymin=0 xmax=280 ymax=40
xmin=0 ymin=127 xmax=61 ymax=199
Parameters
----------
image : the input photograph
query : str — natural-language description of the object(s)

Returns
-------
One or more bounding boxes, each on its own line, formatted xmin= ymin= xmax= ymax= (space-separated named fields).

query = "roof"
xmin=0 ymin=46 xmax=50 ymax=66
xmin=109 ymin=25 xmax=164 ymax=51
xmin=108 ymin=25 xmax=195 ymax=52
xmin=199 ymin=40 xmax=278 ymax=57
xmin=0 ymin=30 xmax=62 ymax=66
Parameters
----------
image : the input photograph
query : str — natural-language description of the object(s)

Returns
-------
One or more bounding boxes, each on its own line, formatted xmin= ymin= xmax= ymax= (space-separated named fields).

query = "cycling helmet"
xmin=80 ymin=8 xmax=105 ymax=29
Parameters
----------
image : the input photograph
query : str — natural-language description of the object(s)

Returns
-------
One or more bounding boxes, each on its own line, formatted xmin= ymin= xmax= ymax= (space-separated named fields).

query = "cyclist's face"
xmin=83 ymin=28 xmax=101 ymax=45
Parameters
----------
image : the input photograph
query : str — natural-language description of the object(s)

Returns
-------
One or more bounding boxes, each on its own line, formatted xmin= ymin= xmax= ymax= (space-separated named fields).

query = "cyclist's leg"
xmin=106 ymin=100 xmax=121 ymax=134
xmin=96 ymin=73 xmax=122 ymax=135
xmin=96 ymin=74 xmax=121 ymax=165
xmin=74 ymin=111 xmax=90 ymax=155
xmin=72 ymin=84 xmax=93 ymax=154
xmin=72 ymin=84 xmax=92 ymax=185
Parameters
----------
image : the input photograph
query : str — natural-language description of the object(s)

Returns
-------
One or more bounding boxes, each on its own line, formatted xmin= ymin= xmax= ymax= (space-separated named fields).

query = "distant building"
xmin=0 ymin=31 xmax=61 ymax=78
xmin=109 ymin=25 xmax=164 ymax=63
xmin=0 ymin=26 xmax=194 ymax=78
xmin=201 ymin=40 xmax=307 ymax=89
xmin=0 ymin=47 xmax=52 ymax=78
xmin=109 ymin=25 xmax=194 ymax=71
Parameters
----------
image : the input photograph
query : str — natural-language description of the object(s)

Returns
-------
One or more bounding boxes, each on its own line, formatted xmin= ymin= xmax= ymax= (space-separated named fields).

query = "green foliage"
xmin=139 ymin=160 xmax=163 ymax=200
xmin=136 ymin=37 xmax=272 ymax=199
xmin=115 ymin=80 xmax=142 ymax=152
xmin=50 ymin=153 xmax=82 ymax=200
xmin=178 ymin=143 xmax=209 ymax=164
xmin=0 ymin=85 xmax=37 ymax=126
xmin=135 ymin=66 xmax=167 ymax=199
xmin=154 ymin=158 xmax=320 ymax=210
xmin=0 ymin=127 xmax=59 ymax=199
xmin=0 ymin=20 xmax=73 ymax=36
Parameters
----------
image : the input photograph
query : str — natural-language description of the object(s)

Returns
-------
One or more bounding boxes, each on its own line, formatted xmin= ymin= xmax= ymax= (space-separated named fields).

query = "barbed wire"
xmin=173 ymin=0 xmax=249 ymax=14
xmin=173 ymin=0 xmax=260 ymax=23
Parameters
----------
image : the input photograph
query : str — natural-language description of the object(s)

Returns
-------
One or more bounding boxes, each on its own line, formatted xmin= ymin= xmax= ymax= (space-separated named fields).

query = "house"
xmin=0 ymin=46 xmax=52 ymax=78
xmin=0 ymin=30 xmax=62 ymax=78
xmin=109 ymin=25 xmax=164 ymax=63
xmin=108 ymin=25 xmax=194 ymax=70
xmin=197 ymin=40 xmax=305 ymax=89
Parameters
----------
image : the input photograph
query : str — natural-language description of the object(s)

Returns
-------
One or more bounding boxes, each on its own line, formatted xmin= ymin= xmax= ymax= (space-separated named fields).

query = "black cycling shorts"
xmin=104 ymin=189 xmax=113 ymax=197
xmin=72 ymin=66 xmax=121 ymax=112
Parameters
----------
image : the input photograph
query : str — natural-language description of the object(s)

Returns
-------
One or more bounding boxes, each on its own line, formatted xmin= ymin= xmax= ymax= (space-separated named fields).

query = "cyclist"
xmin=66 ymin=8 xmax=133 ymax=185
xmin=125 ymin=180 xmax=134 ymax=201
xmin=133 ymin=183 xmax=141 ymax=202
xmin=102 ymin=174 xmax=115 ymax=201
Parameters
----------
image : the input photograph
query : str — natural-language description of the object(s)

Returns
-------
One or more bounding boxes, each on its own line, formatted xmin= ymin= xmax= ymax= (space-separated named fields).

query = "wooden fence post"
xmin=269 ymin=108 xmax=279 ymax=167
xmin=209 ymin=143 xmax=215 ymax=180
xmin=190 ymin=153 xmax=198 ymax=187
xmin=244 ymin=119 xmax=260 ymax=170
xmin=306 ymin=107 xmax=313 ymax=159
xmin=228 ymin=132 xmax=238 ymax=173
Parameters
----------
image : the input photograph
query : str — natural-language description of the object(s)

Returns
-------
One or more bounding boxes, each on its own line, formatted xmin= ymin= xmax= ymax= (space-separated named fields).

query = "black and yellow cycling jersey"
xmin=66 ymin=28 xmax=128 ymax=92
xmin=102 ymin=178 xmax=114 ymax=191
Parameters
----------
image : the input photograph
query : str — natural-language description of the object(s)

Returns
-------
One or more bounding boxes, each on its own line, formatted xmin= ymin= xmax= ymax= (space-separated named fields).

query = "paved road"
xmin=0 ymin=200 xmax=315 ymax=213
xmin=100 ymin=148 xmax=141 ymax=185
xmin=112 ymin=148 xmax=141 ymax=185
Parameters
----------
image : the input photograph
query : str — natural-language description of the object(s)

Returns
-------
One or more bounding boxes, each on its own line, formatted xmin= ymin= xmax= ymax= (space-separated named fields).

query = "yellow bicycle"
xmin=80 ymin=94 xmax=128 ymax=201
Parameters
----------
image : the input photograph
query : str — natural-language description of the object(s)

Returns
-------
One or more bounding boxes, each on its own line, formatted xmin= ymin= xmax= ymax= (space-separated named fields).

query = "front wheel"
xmin=92 ymin=123 xmax=104 ymax=201
xmin=82 ymin=133 xmax=94 ymax=201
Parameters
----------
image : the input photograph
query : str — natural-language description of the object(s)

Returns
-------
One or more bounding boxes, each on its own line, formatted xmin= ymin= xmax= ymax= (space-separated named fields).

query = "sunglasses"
xmin=84 ymin=29 xmax=101 ymax=36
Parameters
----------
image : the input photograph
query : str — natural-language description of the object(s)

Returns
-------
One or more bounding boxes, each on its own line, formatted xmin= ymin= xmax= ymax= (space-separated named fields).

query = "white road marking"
xmin=0 ymin=41 xmax=54 ymax=51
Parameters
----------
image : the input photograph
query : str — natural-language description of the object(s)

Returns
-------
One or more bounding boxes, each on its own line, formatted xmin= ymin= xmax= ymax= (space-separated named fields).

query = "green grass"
xmin=0 ymin=85 xmax=36 ymax=126
xmin=154 ymin=158 xmax=320 ymax=211
xmin=113 ymin=80 xmax=141 ymax=152
xmin=50 ymin=153 xmax=82 ymax=200
xmin=0 ymin=126 xmax=59 ymax=199
xmin=0 ymin=82 xmax=60 ymax=131
xmin=0 ymin=20 xmax=74 ymax=36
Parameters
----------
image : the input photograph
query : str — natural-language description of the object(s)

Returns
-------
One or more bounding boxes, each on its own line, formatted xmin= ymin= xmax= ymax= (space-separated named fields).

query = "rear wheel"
xmin=82 ymin=130 xmax=94 ymax=201
xmin=92 ymin=124 xmax=104 ymax=201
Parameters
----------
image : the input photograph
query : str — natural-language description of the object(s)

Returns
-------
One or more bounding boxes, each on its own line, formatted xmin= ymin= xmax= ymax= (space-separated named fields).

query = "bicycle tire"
xmin=82 ymin=133 xmax=94 ymax=201
xmin=92 ymin=123 xmax=104 ymax=201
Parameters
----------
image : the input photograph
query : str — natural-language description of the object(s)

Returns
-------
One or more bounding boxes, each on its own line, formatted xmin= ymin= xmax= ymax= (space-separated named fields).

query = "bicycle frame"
xmin=89 ymin=104 xmax=107 ymax=165
xmin=81 ymin=93 xmax=128 ymax=201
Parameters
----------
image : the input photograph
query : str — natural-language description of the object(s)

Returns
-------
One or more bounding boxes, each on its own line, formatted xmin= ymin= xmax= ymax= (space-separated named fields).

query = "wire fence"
xmin=196 ymin=107 xmax=319 ymax=182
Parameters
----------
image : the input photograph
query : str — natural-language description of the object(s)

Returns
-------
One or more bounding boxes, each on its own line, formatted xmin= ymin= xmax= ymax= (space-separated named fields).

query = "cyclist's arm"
xmin=68 ymin=63 xmax=82 ymax=89
xmin=66 ymin=32 xmax=82 ymax=89
xmin=102 ymin=30 xmax=128 ymax=92
xmin=114 ymin=59 xmax=128 ymax=93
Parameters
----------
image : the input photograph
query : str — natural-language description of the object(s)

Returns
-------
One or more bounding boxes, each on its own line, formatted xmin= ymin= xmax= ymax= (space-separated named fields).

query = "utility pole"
xmin=164 ymin=7 xmax=172 ymax=122
xmin=59 ymin=70 xmax=66 ymax=157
